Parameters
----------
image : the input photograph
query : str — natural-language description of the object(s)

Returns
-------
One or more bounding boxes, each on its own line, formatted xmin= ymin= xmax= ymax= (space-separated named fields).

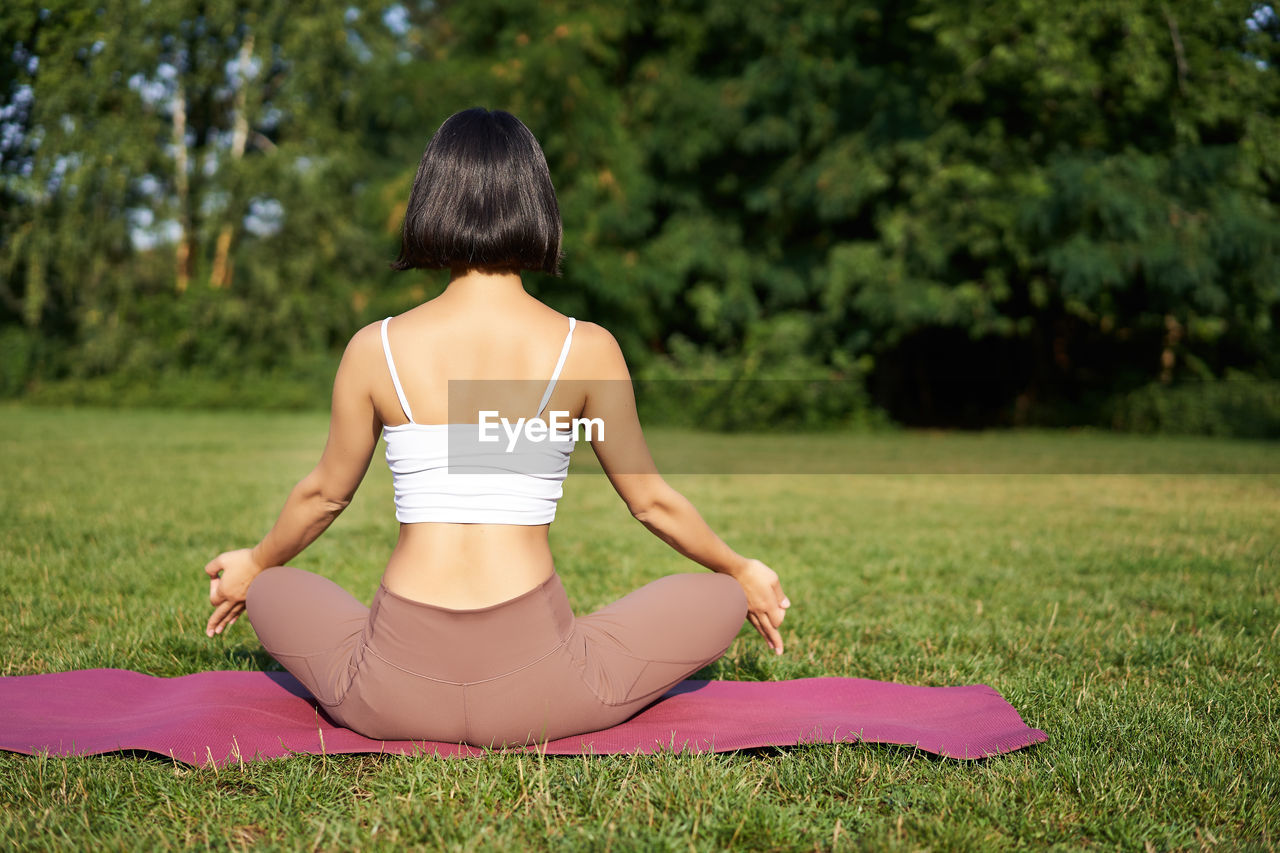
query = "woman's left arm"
xmin=205 ymin=326 xmax=382 ymax=637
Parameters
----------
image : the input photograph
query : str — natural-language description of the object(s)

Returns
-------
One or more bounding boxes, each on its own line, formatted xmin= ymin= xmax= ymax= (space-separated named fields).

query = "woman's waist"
xmin=384 ymin=522 xmax=555 ymax=607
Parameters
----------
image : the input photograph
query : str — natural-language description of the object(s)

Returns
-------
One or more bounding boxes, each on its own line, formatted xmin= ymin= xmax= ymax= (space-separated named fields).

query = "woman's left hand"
xmin=205 ymin=548 xmax=266 ymax=637
xmin=731 ymin=558 xmax=791 ymax=655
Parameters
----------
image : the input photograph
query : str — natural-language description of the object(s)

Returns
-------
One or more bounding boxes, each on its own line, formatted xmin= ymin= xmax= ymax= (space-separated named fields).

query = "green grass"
xmin=1 ymin=404 xmax=1277 ymax=851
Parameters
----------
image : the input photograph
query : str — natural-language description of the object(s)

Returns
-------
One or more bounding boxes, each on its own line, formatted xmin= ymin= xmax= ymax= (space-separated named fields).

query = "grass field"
xmin=0 ymin=405 xmax=1277 ymax=850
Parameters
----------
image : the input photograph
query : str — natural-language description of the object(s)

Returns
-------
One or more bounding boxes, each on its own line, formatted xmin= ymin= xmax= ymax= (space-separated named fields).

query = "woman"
xmin=203 ymin=108 xmax=790 ymax=746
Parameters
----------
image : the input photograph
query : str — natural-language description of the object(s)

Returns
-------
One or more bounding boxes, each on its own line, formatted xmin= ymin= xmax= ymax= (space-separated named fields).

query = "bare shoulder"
xmin=344 ymin=320 xmax=386 ymax=361
xmin=570 ymin=321 xmax=629 ymax=377
xmin=331 ymin=321 xmax=388 ymax=393
xmin=572 ymin=320 xmax=618 ymax=349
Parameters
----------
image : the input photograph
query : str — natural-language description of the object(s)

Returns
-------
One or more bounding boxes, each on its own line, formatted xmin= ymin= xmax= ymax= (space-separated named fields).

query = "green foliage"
xmin=325 ymin=0 xmax=1280 ymax=425
xmin=2 ymin=1 xmax=1279 ymax=426
xmin=0 ymin=0 xmax=402 ymax=392
xmin=0 ymin=326 xmax=37 ymax=397
xmin=24 ymin=360 xmax=337 ymax=410
xmin=1108 ymin=373 xmax=1280 ymax=438
xmin=635 ymin=314 xmax=886 ymax=430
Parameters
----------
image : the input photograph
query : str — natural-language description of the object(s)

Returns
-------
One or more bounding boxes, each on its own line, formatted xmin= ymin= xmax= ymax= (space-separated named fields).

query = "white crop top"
xmin=380 ymin=316 xmax=577 ymax=525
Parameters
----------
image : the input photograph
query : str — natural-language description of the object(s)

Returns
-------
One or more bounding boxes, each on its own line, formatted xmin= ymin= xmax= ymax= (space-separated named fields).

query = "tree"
xmin=3 ymin=0 xmax=1277 ymax=426
xmin=0 ymin=0 xmax=407 ymax=385
xmin=397 ymin=0 xmax=1279 ymax=424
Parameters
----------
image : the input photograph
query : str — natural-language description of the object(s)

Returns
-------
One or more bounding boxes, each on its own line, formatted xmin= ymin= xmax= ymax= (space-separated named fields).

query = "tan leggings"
xmin=245 ymin=568 xmax=747 ymax=746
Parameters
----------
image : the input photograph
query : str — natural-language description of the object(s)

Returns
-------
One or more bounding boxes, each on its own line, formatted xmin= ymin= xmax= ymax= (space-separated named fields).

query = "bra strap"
xmin=380 ymin=317 xmax=416 ymax=423
xmin=535 ymin=317 xmax=576 ymax=417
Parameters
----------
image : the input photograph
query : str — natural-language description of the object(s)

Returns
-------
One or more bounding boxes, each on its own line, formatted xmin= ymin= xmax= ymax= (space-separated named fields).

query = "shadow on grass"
xmin=223 ymin=648 xmax=281 ymax=671
xmin=50 ymin=738 xmax=983 ymax=771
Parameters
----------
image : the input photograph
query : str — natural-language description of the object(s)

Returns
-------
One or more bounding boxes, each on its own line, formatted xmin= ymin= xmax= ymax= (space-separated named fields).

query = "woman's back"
xmin=205 ymin=109 xmax=784 ymax=747
xmin=373 ymin=283 xmax=584 ymax=427
xmin=370 ymin=278 xmax=593 ymax=608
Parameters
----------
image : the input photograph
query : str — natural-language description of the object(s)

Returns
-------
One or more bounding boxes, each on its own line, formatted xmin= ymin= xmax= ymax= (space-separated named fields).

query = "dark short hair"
xmin=391 ymin=108 xmax=563 ymax=275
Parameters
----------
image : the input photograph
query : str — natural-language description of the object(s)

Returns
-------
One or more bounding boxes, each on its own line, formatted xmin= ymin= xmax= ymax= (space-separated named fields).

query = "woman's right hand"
xmin=732 ymin=558 xmax=791 ymax=655
xmin=205 ymin=548 xmax=267 ymax=638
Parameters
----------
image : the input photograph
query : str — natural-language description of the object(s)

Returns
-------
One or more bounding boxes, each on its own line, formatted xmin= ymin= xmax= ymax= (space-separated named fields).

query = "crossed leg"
xmin=245 ymin=566 xmax=369 ymax=709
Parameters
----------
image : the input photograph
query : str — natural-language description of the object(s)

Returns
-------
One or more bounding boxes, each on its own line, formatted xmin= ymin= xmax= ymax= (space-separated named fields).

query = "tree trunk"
xmin=172 ymin=80 xmax=193 ymax=293
xmin=1159 ymin=314 xmax=1182 ymax=383
xmin=210 ymin=33 xmax=254 ymax=290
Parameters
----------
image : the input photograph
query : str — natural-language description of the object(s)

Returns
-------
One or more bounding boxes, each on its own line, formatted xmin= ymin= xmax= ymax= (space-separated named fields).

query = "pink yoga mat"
xmin=0 ymin=669 xmax=1045 ymax=766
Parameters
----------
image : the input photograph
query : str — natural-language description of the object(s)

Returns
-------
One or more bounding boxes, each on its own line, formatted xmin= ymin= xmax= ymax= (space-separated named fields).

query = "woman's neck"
xmin=443 ymin=267 xmax=527 ymax=301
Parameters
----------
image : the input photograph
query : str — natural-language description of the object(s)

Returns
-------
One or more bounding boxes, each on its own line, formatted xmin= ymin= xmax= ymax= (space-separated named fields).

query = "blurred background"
xmin=1 ymin=1 xmax=1277 ymax=434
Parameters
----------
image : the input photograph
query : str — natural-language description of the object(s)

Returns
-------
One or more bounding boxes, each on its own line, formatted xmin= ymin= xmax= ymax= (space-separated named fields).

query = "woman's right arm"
xmin=577 ymin=324 xmax=791 ymax=654
xmin=204 ymin=324 xmax=383 ymax=637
